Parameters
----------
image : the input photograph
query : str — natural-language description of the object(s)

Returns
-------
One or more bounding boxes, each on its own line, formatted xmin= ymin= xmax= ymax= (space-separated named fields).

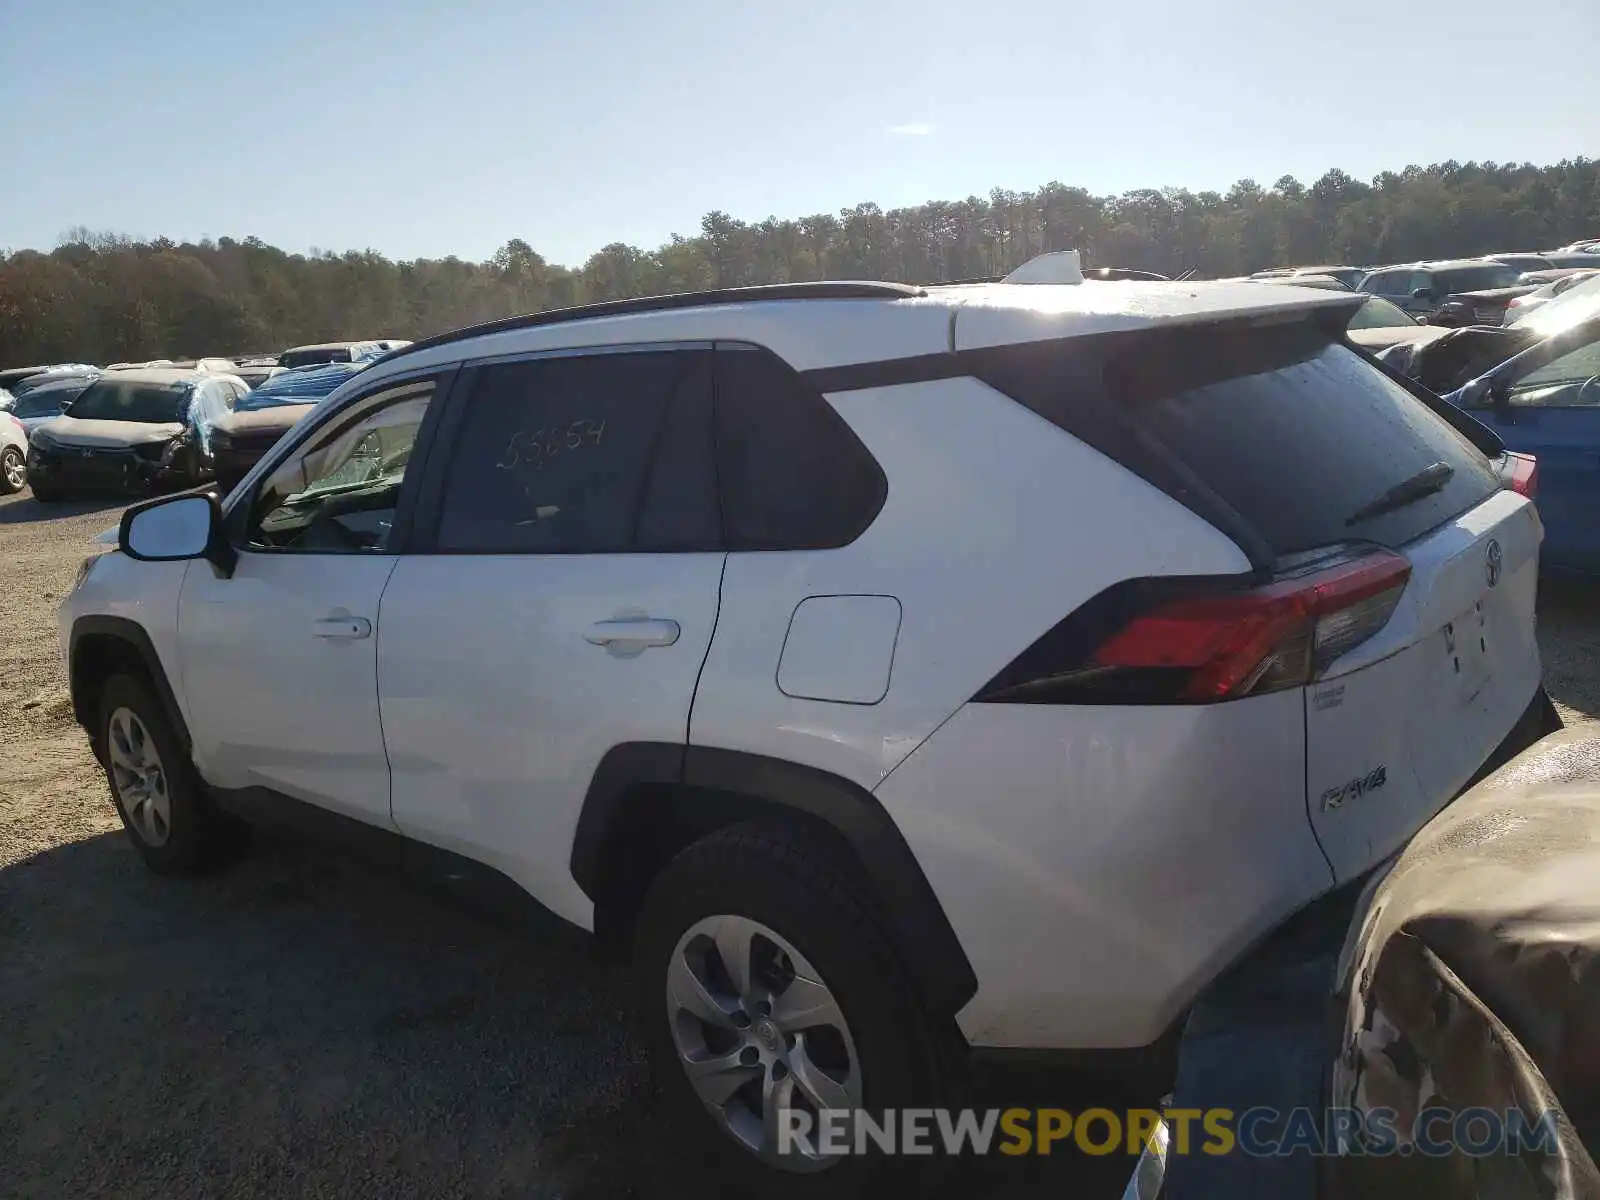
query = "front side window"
xmin=1505 ymin=330 xmax=1600 ymax=407
xmin=245 ymin=376 xmax=437 ymax=552
xmin=434 ymin=349 xmax=718 ymax=554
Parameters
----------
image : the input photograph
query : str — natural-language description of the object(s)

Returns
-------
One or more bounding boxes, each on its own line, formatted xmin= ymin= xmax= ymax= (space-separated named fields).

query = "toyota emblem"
xmin=1485 ymin=539 xmax=1502 ymax=588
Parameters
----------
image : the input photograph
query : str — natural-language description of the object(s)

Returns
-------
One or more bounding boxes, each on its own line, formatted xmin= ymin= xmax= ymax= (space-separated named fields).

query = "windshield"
xmin=1433 ymin=264 xmax=1522 ymax=294
xmin=66 ymin=379 xmax=192 ymax=424
xmin=1348 ymin=297 xmax=1417 ymax=330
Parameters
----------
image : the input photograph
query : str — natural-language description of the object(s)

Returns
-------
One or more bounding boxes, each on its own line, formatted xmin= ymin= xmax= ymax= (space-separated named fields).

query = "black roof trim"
xmin=376 ymin=282 xmax=927 ymax=366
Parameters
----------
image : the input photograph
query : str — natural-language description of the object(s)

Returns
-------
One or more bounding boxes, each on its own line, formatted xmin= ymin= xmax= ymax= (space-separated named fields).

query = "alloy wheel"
xmin=666 ymin=914 xmax=862 ymax=1172
xmin=106 ymin=706 xmax=171 ymax=846
xmin=3 ymin=450 xmax=24 ymax=490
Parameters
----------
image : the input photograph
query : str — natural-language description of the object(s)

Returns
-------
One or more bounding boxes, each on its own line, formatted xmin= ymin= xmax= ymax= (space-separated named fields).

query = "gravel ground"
xmin=1 ymin=488 xmax=1595 ymax=1199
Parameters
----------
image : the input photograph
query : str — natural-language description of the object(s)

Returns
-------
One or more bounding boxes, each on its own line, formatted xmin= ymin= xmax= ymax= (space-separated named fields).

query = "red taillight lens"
xmin=1089 ymin=550 xmax=1412 ymax=701
xmin=1500 ymin=451 xmax=1537 ymax=499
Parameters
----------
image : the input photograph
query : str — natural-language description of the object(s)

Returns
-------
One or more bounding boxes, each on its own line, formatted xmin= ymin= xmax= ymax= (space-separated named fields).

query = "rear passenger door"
xmin=376 ymin=345 xmax=725 ymax=927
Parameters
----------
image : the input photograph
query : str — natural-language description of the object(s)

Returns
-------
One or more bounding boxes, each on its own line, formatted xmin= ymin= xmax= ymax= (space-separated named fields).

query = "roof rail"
xmin=378 ymin=281 xmax=926 ymax=366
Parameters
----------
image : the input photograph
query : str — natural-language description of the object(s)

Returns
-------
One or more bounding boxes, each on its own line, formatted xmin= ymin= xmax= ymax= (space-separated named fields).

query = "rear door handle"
xmin=584 ymin=617 xmax=680 ymax=652
xmin=313 ymin=615 xmax=372 ymax=640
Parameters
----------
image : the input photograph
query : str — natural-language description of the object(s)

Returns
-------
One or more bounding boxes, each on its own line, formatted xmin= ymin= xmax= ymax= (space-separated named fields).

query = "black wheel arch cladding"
xmin=69 ymin=616 xmax=192 ymax=754
xmin=571 ymin=741 xmax=979 ymax=1016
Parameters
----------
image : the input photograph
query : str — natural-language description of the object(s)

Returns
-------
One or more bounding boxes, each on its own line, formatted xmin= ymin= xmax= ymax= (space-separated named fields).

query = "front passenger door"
xmin=177 ymin=371 xmax=449 ymax=824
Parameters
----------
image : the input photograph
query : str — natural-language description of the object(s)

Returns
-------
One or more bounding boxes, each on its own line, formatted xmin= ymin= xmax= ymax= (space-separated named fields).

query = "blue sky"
xmin=2 ymin=0 xmax=1596 ymax=266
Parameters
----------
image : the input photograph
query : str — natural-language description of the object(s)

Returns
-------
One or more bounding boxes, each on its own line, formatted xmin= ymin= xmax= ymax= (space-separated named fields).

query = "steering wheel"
xmin=1577 ymin=375 xmax=1600 ymax=406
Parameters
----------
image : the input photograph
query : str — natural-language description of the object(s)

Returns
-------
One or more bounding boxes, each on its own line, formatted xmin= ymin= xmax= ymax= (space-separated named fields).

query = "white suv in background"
xmin=61 ymin=276 xmax=1556 ymax=1185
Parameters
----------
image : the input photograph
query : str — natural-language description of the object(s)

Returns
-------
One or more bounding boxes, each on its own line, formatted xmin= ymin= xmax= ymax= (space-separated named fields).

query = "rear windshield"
xmin=1432 ymin=264 xmax=1522 ymax=294
xmin=279 ymin=347 xmax=352 ymax=368
xmin=1105 ymin=325 xmax=1499 ymax=555
xmin=67 ymin=380 xmax=193 ymax=424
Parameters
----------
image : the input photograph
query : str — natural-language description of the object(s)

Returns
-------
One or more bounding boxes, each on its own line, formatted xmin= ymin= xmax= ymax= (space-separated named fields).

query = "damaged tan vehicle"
xmin=1141 ymin=716 xmax=1600 ymax=1200
xmin=26 ymin=368 xmax=248 ymax=501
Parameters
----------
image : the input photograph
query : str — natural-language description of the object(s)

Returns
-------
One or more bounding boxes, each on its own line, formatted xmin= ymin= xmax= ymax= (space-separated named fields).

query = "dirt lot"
xmin=2 ymin=489 xmax=1596 ymax=1199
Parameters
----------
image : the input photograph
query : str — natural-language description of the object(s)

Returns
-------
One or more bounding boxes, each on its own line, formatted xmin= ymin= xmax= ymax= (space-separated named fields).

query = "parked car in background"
xmin=1541 ymin=251 xmax=1600 ymax=269
xmin=1506 ymin=272 xmax=1600 ymax=338
xmin=1481 ymin=252 xmax=1554 ymax=274
xmin=1343 ymin=295 xmax=1451 ymax=356
xmin=27 ymin=368 xmax=248 ymax=501
xmin=277 ymin=340 xmax=384 ymax=368
xmin=229 ymin=358 xmax=287 ymax=390
xmin=1431 ymin=283 xmax=1542 ymax=329
xmin=1552 ymin=239 xmax=1600 ymax=254
xmin=0 ymin=366 xmax=53 ymax=392
xmin=1251 ymin=274 xmax=1351 ymax=291
xmin=1450 ymin=314 xmax=1600 ymax=574
xmin=1358 ymin=259 xmax=1525 ymax=318
xmin=6 ymin=374 xmax=99 ymax=436
xmin=0 ymin=411 xmax=29 ymax=494
xmin=1252 ymin=264 xmax=1367 ymax=289
xmin=10 ymin=364 xmax=100 ymax=398
xmin=209 ymin=360 xmax=369 ymax=493
xmin=1501 ymin=270 xmax=1599 ymax=325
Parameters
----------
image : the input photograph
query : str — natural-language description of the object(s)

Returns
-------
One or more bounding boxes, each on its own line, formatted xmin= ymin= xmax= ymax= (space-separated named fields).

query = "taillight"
xmin=1499 ymin=451 xmax=1537 ymax=499
xmin=978 ymin=549 xmax=1412 ymax=705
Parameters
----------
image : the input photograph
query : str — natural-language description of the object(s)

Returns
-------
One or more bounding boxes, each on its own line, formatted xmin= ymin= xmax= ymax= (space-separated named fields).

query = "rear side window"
xmin=434 ymin=349 xmax=719 ymax=553
xmin=1106 ymin=326 xmax=1500 ymax=555
xmin=982 ymin=322 xmax=1499 ymax=559
xmin=714 ymin=344 xmax=885 ymax=550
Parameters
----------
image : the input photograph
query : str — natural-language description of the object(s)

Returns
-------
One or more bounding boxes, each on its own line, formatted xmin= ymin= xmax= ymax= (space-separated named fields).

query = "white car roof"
xmin=936 ymin=280 xmax=1357 ymax=352
xmin=353 ymin=276 xmax=1359 ymax=389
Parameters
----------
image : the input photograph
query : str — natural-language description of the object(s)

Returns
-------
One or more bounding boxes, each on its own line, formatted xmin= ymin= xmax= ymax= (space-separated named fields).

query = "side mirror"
xmin=119 ymin=491 xmax=235 ymax=574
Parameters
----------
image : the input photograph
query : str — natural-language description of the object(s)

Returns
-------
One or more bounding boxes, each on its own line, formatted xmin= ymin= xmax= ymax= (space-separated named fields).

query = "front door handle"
xmin=584 ymin=617 xmax=680 ymax=654
xmin=314 ymin=615 xmax=372 ymax=640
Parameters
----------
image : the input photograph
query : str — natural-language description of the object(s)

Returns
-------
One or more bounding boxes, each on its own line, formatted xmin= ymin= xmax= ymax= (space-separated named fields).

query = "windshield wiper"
xmin=1343 ymin=461 xmax=1454 ymax=527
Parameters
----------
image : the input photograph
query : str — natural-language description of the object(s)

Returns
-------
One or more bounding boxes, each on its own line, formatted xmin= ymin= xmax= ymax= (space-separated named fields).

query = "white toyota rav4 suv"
xmin=61 ymin=275 xmax=1555 ymax=1183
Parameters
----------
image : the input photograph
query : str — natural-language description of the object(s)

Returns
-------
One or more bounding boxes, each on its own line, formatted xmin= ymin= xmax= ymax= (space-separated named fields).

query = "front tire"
xmin=95 ymin=673 xmax=248 ymax=874
xmin=634 ymin=820 xmax=957 ymax=1193
xmin=0 ymin=446 xmax=26 ymax=494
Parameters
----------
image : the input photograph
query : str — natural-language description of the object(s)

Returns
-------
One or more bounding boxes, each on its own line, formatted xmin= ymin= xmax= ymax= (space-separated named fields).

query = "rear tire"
xmin=0 ymin=446 xmax=26 ymax=494
xmin=95 ymin=673 xmax=249 ymax=874
xmin=634 ymin=819 xmax=960 ymax=1195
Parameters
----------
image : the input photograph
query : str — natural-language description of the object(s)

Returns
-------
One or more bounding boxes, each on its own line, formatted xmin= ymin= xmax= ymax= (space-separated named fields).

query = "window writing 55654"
xmin=495 ymin=418 xmax=606 ymax=470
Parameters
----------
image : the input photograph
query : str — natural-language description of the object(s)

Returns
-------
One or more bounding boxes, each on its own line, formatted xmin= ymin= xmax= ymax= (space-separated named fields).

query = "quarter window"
xmin=434 ymin=349 xmax=719 ymax=554
xmin=714 ymin=344 xmax=885 ymax=550
xmin=244 ymin=376 xmax=438 ymax=553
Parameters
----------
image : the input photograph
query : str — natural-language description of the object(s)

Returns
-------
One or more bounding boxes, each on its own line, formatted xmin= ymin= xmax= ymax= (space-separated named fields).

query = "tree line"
xmin=3 ymin=157 xmax=1597 ymax=366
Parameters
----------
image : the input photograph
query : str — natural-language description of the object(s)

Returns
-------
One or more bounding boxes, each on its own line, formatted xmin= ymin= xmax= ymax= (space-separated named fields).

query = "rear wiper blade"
xmin=1343 ymin=461 xmax=1454 ymax=527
